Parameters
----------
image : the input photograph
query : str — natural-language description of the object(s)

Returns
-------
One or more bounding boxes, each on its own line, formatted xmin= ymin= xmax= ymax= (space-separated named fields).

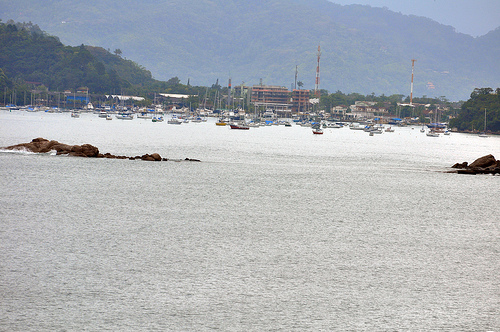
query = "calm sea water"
xmin=1 ymin=111 xmax=499 ymax=331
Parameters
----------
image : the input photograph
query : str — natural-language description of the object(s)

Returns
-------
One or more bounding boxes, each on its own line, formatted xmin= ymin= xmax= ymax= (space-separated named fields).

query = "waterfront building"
xmin=251 ymin=85 xmax=291 ymax=115
xmin=291 ymin=89 xmax=311 ymax=114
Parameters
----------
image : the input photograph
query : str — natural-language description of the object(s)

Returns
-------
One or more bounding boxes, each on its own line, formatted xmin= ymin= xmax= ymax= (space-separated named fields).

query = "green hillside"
xmin=0 ymin=21 xmax=126 ymax=94
xmin=449 ymin=88 xmax=500 ymax=133
xmin=0 ymin=21 xmax=202 ymax=104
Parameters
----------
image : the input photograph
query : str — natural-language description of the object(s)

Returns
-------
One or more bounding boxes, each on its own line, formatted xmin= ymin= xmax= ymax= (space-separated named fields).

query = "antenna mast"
xmin=227 ymin=78 xmax=231 ymax=109
xmin=294 ymin=65 xmax=298 ymax=90
xmin=410 ymin=59 xmax=416 ymax=106
xmin=315 ymin=45 xmax=321 ymax=97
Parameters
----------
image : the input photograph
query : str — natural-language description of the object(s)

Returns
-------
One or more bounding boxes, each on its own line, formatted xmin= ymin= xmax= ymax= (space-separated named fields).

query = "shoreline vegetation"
xmin=0 ymin=21 xmax=499 ymax=135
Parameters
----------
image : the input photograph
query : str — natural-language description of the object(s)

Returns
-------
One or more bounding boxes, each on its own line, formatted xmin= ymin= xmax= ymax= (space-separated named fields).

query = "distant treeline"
xmin=449 ymin=88 xmax=500 ymax=133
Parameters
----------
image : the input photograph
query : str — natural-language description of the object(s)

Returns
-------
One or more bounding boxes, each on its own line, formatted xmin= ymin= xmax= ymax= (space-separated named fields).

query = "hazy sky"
xmin=329 ymin=0 xmax=500 ymax=37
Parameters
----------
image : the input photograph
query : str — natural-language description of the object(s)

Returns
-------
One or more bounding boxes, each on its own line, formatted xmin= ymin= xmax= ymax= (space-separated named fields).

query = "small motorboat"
xmin=426 ymin=130 xmax=440 ymax=137
xmin=230 ymin=123 xmax=250 ymax=130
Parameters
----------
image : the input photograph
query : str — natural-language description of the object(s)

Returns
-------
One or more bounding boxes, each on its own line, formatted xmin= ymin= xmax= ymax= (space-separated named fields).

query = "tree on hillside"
xmin=449 ymin=87 xmax=500 ymax=133
xmin=0 ymin=68 xmax=10 ymax=91
xmin=166 ymin=77 xmax=181 ymax=86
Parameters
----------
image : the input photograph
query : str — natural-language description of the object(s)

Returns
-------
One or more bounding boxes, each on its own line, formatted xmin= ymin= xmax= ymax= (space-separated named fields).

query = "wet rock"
xmin=456 ymin=169 xmax=478 ymax=175
xmin=469 ymin=154 xmax=496 ymax=168
xmin=151 ymin=153 xmax=162 ymax=161
xmin=80 ymin=144 xmax=99 ymax=158
xmin=452 ymin=154 xmax=499 ymax=175
xmin=451 ymin=162 xmax=468 ymax=169
xmin=2 ymin=138 xmax=200 ymax=163
xmin=3 ymin=138 xmax=100 ymax=157
xmin=141 ymin=154 xmax=156 ymax=161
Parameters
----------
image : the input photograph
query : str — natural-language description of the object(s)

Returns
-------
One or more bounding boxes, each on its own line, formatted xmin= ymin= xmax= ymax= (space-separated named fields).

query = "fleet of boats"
xmin=2 ymin=104 xmax=494 ymax=137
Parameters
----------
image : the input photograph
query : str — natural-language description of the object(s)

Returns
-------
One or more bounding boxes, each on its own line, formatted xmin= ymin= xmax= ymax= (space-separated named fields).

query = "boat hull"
xmin=230 ymin=124 xmax=249 ymax=130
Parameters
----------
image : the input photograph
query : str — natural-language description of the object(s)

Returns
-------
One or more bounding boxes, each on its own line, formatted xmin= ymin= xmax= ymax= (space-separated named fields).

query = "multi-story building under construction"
xmin=250 ymin=85 xmax=290 ymax=110
xmin=291 ymin=89 xmax=310 ymax=114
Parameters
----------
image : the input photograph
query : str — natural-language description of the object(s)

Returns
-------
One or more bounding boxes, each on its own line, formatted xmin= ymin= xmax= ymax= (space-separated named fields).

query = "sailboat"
xmin=312 ymin=123 xmax=323 ymax=134
xmin=479 ymin=108 xmax=488 ymax=137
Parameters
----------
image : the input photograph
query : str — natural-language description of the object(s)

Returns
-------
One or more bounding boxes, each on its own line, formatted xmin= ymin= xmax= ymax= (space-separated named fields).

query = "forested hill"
xmin=1 ymin=0 xmax=499 ymax=101
xmin=0 ymin=21 xmax=181 ymax=95
xmin=0 ymin=22 xmax=129 ymax=93
xmin=449 ymin=88 xmax=500 ymax=133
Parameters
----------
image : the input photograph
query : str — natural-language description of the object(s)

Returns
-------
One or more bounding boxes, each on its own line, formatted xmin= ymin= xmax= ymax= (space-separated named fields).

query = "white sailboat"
xmin=479 ymin=108 xmax=488 ymax=137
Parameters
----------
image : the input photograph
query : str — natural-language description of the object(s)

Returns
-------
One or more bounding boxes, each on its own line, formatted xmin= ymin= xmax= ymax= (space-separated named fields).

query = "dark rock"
xmin=69 ymin=152 xmax=87 ymax=157
xmin=451 ymin=162 xmax=468 ymax=169
xmin=2 ymin=138 xmax=99 ymax=158
xmin=81 ymin=144 xmax=99 ymax=157
xmin=469 ymin=154 xmax=496 ymax=168
xmin=151 ymin=153 xmax=162 ymax=161
xmin=32 ymin=137 xmax=46 ymax=143
xmin=2 ymin=138 xmax=200 ymax=163
xmin=457 ymin=169 xmax=478 ymax=175
xmin=452 ymin=154 xmax=498 ymax=175
xmin=71 ymin=145 xmax=83 ymax=154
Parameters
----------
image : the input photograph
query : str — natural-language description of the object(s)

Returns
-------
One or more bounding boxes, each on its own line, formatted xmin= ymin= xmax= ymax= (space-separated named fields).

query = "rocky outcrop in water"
xmin=451 ymin=154 xmax=499 ymax=175
xmin=2 ymin=138 xmax=200 ymax=162
xmin=4 ymin=137 xmax=100 ymax=157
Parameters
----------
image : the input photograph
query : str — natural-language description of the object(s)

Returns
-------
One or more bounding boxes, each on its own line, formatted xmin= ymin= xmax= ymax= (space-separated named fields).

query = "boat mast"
xmin=484 ymin=108 xmax=487 ymax=132
xmin=227 ymin=78 xmax=231 ymax=110
xmin=294 ymin=65 xmax=298 ymax=90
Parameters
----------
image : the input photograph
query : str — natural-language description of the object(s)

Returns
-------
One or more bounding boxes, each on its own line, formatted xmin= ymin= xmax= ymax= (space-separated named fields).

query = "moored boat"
xmin=349 ymin=123 xmax=364 ymax=130
xmin=426 ymin=130 xmax=440 ymax=137
xmin=216 ymin=117 xmax=228 ymax=126
xmin=230 ymin=123 xmax=250 ymax=130
xmin=116 ymin=113 xmax=134 ymax=120
xmin=137 ymin=111 xmax=153 ymax=119
xmin=168 ymin=115 xmax=182 ymax=124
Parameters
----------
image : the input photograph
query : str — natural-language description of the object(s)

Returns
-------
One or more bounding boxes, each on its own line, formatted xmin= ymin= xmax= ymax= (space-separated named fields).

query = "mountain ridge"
xmin=1 ymin=0 xmax=498 ymax=101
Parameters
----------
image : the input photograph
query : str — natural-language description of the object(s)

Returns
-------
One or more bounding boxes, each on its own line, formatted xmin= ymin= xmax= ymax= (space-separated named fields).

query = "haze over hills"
xmin=1 ymin=0 xmax=498 ymax=101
